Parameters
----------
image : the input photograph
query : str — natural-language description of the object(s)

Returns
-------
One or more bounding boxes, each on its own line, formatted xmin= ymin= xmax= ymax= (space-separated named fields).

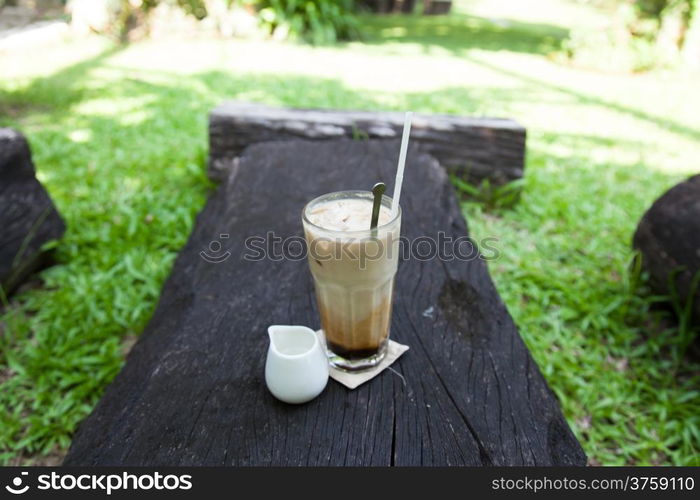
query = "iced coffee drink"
xmin=302 ymin=190 xmax=401 ymax=371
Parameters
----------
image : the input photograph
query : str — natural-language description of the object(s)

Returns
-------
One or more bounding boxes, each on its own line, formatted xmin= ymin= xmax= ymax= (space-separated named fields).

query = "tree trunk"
xmin=656 ymin=2 xmax=686 ymax=61
xmin=682 ymin=0 xmax=700 ymax=68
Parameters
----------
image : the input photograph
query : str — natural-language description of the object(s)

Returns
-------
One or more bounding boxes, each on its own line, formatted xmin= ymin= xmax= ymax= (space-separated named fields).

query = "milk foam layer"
xmin=307 ymin=198 xmax=392 ymax=232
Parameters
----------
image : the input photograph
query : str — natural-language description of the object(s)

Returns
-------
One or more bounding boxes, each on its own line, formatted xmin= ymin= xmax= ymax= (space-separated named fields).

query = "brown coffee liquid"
xmin=318 ymin=295 xmax=392 ymax=359
xmin=325 ymin=341 xmax=386 ymax=360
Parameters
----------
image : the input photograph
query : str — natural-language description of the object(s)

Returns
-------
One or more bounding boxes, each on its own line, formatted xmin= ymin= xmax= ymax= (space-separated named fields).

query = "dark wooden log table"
xmin=65 ymin=139 xmax=585 ymax=466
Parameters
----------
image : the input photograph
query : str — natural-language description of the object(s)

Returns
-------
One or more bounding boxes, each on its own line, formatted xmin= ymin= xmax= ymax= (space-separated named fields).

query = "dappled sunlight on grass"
xmin=360 ymin=12 xmax=566 ymax=55
xmin=74 ymin=94 xmax=157 ymax=119
xmin=0 ymin=37 xmax=112 ymax=82
xmin=67 ymin=129 xmax=92 ymax=143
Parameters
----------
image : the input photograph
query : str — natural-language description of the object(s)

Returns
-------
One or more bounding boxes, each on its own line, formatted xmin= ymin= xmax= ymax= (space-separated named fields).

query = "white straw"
xmin=391 ymin=111 xmax=413 ymax=217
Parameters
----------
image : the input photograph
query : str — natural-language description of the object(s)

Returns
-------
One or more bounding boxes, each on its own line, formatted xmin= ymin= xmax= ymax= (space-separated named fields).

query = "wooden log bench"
xmin=65 ymin=135 xmax=584 ymax=466
xmin=208 ymin=102 xmax=525 ymax=187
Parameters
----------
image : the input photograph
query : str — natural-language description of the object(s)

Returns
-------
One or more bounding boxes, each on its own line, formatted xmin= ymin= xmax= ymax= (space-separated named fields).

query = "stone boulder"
xmin=633 ymin=174 xmax=700 ymax=325
xmin=0 ymin=128 xmax=66 ymax=296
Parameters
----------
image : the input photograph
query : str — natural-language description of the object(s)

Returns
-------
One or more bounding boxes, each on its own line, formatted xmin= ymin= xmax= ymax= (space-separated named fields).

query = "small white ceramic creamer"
xmin=265 ymin=325 xmax=329 ymax=404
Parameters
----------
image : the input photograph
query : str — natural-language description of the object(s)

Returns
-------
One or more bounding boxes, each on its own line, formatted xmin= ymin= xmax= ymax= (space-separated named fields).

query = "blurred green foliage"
xmin=248 ymin=0 xmax=359 ymax=43
xmin=96 ymin=0 xmax=359 ymax=45
xmin=109 ymin=0 xmax=208 ymax=42
xmin=563 ymin=0 xmax=699 ymax=71
xmin=635 ymin=0 xmax=681 ymax=18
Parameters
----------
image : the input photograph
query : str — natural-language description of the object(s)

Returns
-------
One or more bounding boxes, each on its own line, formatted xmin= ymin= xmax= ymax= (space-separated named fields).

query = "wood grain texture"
xmin=65 ymin=139 xmax=584 ymax=466
xmin=208 ymin=102 xmax=526 ymax=186
xmin=0 ymin=128 xmax=65 ymax=295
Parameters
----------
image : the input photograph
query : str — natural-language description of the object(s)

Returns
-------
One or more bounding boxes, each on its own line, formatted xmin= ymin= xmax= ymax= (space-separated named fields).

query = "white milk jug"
xmin=265 ymin=325 xmax=329 ymax=404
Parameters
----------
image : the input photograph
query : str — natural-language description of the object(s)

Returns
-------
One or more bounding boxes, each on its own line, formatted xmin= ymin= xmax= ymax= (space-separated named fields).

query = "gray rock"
xmin=0 ymin=128 xmax=65 ymax=296
xmin=633 ymin=174 xmax=700 ymax=325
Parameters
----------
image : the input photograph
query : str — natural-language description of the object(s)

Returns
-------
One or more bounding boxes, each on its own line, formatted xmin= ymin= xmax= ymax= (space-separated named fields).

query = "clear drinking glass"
xmin=302 ymin=190 xmax=402 ymax=371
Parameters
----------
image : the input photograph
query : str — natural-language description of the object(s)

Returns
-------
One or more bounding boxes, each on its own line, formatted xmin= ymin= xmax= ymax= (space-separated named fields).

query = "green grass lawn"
xmin=1 ymin=0 xmax=698 ymax=465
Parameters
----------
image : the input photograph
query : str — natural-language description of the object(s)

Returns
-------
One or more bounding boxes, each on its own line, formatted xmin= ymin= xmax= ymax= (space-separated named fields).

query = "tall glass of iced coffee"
xmin=302 ymin=190 xmax=401 ymax=371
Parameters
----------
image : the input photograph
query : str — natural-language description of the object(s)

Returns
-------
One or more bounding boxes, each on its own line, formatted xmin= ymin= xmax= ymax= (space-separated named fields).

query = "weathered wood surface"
xmin=359 ymin=0 xmax=452 ymax=14
xmin=66 ymin=139 xmax=583 ymax=466
xmin=633 ymin=174 xmax=700 ymax=326
xmin=424 ymin=0 xmax=453 ymax=15
xmin=359 ymin=0 xmax=415 ymax=14
xmin=208 ymin=102 xmax=525 ymax=186
xmin=0 ymin=128 xmax=65 ymax=295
